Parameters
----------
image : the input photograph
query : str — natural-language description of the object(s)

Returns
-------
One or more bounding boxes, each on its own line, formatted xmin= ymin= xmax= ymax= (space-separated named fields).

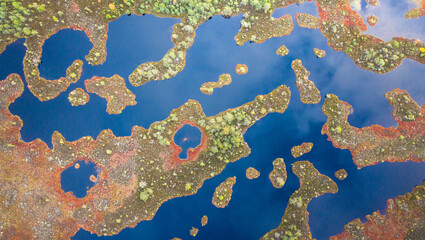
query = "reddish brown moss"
xmin=317 ymin=0 xmax=425 ymax=74
xmin=405 ymin=8 xmax=425 ymax=19
xmin=246 ymin=167 xmax=261 ymax=180
xmin=2 ymin=0 xmax=423 ymax=104
xmin=367 ymin=15 xmax=378 ymax=26
xmin=235 ymin=14 xmax=294 ymax=46
xmin=24 ymin=43 xmax=83 ymax=101
xmin=235 ymin=64 xmax=248 ymax=75
xmin=261 ymin=161 xmax=338 ymax=240
xmin=322 ymin=89 xmax=425 ymax=169
xmin=370 ymin=0 xmax=379 ymax=6
xmin=269 ymin=158 xmax=287 ymax=188
xmin=0 ymin=73 xmax=291 ymax=239
xmin=201 ymin=215 xmax=208 ymax=226
xmin=335 ymin=169 xmax=348 ymax=180
xmin=291 ymin=142 xmax=314 ymax=158
xmin=212 ymin=177 xmax=236 ymax=208
xmin=296 ymin=13 xmax=321 ymax=29
xmin=200 ymin=74 xmax=232 ymax=95
xmin=313 ymin=48 xmax=326 ymax=58
xmin=331 ymin=182 xmax=425 ymax=239
xmin=276 ymin=44 xmax=289 ymax=56
xmin=291 ymin=59 xmax=321 ymax=104
xmin=85 ymin=75 xmax=136 ymax=114
xmin=190 ymin=227 xmax=199 ymax=237
xmin=68 ymin=88 xmax=90 ymax=106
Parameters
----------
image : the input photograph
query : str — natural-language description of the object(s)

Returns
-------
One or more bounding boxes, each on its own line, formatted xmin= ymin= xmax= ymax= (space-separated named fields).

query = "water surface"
xmin=2 ymin=2 xmax=425 ymax=239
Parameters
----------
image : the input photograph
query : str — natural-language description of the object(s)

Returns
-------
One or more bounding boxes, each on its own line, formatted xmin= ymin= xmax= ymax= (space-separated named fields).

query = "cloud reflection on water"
xmin=1 ymin=2 xmax=425 ymax=239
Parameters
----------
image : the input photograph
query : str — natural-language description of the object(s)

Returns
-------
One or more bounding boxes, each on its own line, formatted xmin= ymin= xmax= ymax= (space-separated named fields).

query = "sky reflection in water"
xmin=1 ymin=1 xmax=425 ymax=239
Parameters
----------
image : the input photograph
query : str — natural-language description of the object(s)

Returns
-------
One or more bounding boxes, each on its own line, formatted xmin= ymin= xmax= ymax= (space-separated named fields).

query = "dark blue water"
xmin=60 ymin=160 xmax=100 ymax=198
xmin=2 ymin=1 xmax=425 ymax=239
xmin=174 ymin=124 xmax=202 ymax=159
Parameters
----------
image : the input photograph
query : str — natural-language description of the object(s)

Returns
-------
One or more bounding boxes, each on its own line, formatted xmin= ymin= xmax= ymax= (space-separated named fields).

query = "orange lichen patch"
xmin=89 ymin=175 xmax=98 ymax=183
xmin=367 ymin=15 xmax=379 ymax=26
xmin=317 ymin=0 xmax=367 ymax=32
xmin=246 ymin=167 xmax=260 ymax=180
xmin=235 ymin=14 xmax=294 ymax=46
xmin=291 ymin=142 xmax=313 ymax=158
xmin=164 ymin=121 xmax=208 ymax=171
xmin=200 ymin=74 xmax=232 ymax=95
xmin=235 ymin=64 xmax=248 ymax=75
xmin=0 ymin=61 xmax=291 ymax=239
xmin=74 ymin=163 xmax=80 ymax=169
xmin=269 ymin=158 xmax=287 ymax=188
xmin=212 ymin=177 xmax=236 ymax=208
xmin=291 ymin=59 xmax=321 ymax=104
xmin=335 ymin=169 xmax=348 ymax=180
xmin=322 ymin=89 xmax=425 ymax=169
xmin=0 ymin=74 xmax=81 ymax=239
xmin=171 ymin=238 xmax=182 ymax=240
xmin=276 ymin=44 xmax=289 ymax=56
xmin=313 ymin=48 xmax=326 ymax=58
xmin=261 ymin=161 xmax=338 ymax=240
xmin=201 ymin=215 xmax=208 ymax=226
xmin=296 ymin=13 xmax=321 ymax=29
xmin=331 ymin=182 xmax=425 ymax=239
xmin=68 ymin=88 xmax=90 ymax=106
xmin=108 ymin=3 xmax=115 ymax=10
xmin=190 ymin=227 xmax=199 ymax=237
xmin=85 ymin=75 xmax=136 ymax=114
xmin=109 ymin=148 xmax=138 ymax=169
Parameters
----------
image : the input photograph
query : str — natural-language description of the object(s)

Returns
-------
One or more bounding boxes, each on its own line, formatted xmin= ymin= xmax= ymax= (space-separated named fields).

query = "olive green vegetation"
xmin=322 ymin=90 xmax=425 ymax=169
xmin=212 ymin=176 xmax=236 ymax=208
xmin=0 ymin=1 xmax=41 ymax=39
xmin=98 ymin=0 xmax=276 ymax=25
xmin=200 ymin=74 xmax=232 ymax=95
xmin=276 ymin=44 xmax=289 ymax=56
xmin=2 ymin=0 xmax=424 ymax=103
xmin=0 ymin=0 xmax=290 ymax=60
xmin=321 ymin=21 xmax=425 ymax=73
